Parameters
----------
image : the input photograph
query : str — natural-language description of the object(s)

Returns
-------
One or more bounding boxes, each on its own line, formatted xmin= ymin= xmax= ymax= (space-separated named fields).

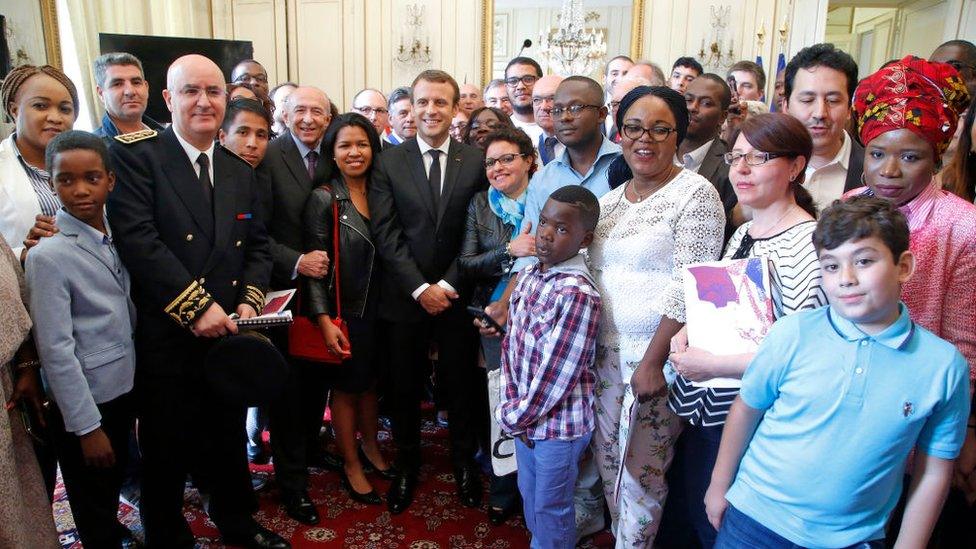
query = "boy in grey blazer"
xmin=26 ymin=131 xmax=136 ymax=548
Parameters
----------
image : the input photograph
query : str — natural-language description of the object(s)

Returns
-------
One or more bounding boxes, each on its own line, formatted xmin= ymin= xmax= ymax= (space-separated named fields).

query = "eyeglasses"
xmin=504 ymin=75 xmax=538 ymax=87
xmin=550 ymin=104 xmax=602 ymax=118
xmin=723 ymin=151 xmax=785 ymax=166
xmin=234 ymin=72 xmax=268 ymax=84
xmin=621 ymin=124 xmax=677 ymax=142
xmin=470 ymin=120 xmax=501 ymax=131
xmin=354 ymin=106 xmax=389 ymax=116
xmin=484 ymin=153 xmax=528 ymax=169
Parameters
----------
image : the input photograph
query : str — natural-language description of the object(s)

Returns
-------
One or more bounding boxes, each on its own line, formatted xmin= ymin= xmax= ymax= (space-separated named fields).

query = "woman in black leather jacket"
xmin=458 ymin=127 xmax=537 ymax=525
xmin=303 ymin=113 xmax=392 ymax=505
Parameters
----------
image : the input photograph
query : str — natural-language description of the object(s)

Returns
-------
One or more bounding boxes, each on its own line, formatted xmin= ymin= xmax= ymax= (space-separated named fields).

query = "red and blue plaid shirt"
xmin=498 ymin=254 xmax=601 ymax=440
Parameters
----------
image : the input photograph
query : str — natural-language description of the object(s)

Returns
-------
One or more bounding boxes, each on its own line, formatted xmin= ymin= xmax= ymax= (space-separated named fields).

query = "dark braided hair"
xmin=2 ymin=64 xmax=79 ymax=121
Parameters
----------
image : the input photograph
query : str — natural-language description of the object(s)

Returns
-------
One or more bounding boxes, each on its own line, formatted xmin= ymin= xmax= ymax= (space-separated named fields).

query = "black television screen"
xmin=98 ymin=33 xmax=253 ymax=124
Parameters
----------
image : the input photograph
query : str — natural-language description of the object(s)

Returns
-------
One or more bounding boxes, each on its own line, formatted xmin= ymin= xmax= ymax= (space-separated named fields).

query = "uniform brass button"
xmin=198 ymin=277 xmax=205 ymax=284
xmin=235 ymin=240 xmax=242 ymax=247
xmin=232 ymin=280 xmax=238 ymax=287
xmin=186 ymin=234 xmax=194 ymax=241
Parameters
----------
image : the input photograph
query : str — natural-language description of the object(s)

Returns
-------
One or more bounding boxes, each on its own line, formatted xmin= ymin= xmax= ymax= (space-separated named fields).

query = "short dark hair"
xmin=813 ymin=195 xmax=910 ymax=262
xmin=222 ymin=97 xmax=271 ymax=133
xmin=505 ymin=57 xmax=543 ymax=78
xmin=547 ymin=185 xmax=600 ymax=233
xmin=605 ymin=55 xmax=634 ymax=75
xmin=727 ymin=60 xmax=767 ymax=91
xmin=560 ymin=75 xmax=605 ymax=105
xmin=482 ymin=127 xmax=538 ymax=177
xmin=388 ymin=86 xmax=412 ymax=109
xmin=935 ymin=39 xmax=976 ymax=61
xmin=322 ymin=112 xmax=382 ymax=179
xmin=697 ymin=73 xmax=732 ymax=110
xmin=672 ymin=56 xmax=703 ymax=75
xmin=93 ymin=52 xmax=144 ymax=87
xmin=784 ymin=43 xmax=859 ymax=101
xmin=45 ymin=130 xmax=110 ymax=175
xmin=412 ymin=70 xmax=460 ymax=104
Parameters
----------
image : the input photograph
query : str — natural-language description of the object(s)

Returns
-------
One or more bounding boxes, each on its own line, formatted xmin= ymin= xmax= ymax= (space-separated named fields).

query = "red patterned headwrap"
xmin=852 ymin=55 xmax=970 ymax=161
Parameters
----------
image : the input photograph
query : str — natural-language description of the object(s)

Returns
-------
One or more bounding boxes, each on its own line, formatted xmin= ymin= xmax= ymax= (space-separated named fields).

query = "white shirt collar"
xmin=807 ymin=131 xmax=852 ymax=175
xmin=678 ymin=139 xmax=715 ymax=173
xmin=172 ymin=129 xmax=216 ymax=176
xmin=417 ymin=136 xmax=451 ymax=157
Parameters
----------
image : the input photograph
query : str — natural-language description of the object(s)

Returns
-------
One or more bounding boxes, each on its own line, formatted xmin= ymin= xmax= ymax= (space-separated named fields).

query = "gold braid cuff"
xmin=164 ymin=280 xmax=213 ymax=328
xmin=241 ymin=284 xmax=266 ymax=313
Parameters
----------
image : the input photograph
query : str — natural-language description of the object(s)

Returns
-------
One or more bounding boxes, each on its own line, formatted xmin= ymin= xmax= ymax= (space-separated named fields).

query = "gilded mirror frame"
xmin=40 ymin=0 xmax=62 ymax=68
xmin=481 ymin=0 xmax=645 ymax=84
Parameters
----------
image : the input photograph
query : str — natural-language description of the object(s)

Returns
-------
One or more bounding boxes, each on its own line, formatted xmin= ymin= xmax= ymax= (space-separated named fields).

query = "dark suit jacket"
xmin=261 ymin=131 xmax=333 ymax=289
xmin=107 ymin=127 xmax=272 ymax=373
xmin=369 ymin=137 xmax=488 ymax=322
xmin=697 ymin=138 xmax=737 ymax=214
xmin=844 ymin=137 xmax=865 ymax=193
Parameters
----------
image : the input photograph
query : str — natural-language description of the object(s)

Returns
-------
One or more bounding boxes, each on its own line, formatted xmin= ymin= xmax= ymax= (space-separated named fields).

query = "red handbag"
xmin=288 ymin=188 xmax=350 ymax=363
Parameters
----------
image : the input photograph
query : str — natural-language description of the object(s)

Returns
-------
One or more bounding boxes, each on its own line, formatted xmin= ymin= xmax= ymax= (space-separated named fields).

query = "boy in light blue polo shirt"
xmin=704 ymin=196 xmax=970 ymax=549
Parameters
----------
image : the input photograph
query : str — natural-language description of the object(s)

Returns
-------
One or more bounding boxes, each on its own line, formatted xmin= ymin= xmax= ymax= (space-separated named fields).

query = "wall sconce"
xmin=697 ymin=5 xmax=734 ymax=71
xmin=395 ymin=4 xmax=431 ymax=66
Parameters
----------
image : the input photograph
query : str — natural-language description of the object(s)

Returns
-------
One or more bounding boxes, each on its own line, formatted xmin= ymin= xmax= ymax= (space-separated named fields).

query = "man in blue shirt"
xmin=705 ymin=197 xmax=970 ymax=548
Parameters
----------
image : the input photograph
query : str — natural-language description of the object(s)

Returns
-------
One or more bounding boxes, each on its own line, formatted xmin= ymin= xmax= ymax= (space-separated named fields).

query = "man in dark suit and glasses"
xmin=260 ymin=85 xmax=334 ymax=526
xmin=107 ymin=54 xmax=286 ymax=549
xmin=369 ymin=70 xmax=488 ymax=514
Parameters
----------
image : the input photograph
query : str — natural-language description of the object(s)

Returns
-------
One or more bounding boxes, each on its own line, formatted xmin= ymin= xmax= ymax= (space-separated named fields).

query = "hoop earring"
xmin=860 ymin=172 xmax=866 ymax=187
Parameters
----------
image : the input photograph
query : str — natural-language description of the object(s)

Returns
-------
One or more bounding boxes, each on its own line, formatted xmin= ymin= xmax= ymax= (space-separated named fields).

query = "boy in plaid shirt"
xmin=497 ymin=186 xmax=602 ymax=548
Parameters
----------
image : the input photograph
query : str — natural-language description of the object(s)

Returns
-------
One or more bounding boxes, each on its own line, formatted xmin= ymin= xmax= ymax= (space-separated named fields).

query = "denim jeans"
xmin=715 ymin=504 xmax=885 ymax=549
xmin=516 ymin=433 xmax=592 ymax=549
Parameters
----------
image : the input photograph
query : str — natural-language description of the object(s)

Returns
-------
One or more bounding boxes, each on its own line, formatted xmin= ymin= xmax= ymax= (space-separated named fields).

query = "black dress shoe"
xmin=307 ymin=450 xmax=344 ymax=472
xmin=488 ymin=505 xmax=515 ymax=526
xmin=386 ymin=473 xmax=417 ymax=514
xmin=341 ymin=471 xmax=383 ymax=505
xmin=224 ymin=525 xmax=291 ymax=549
xmin=358 ymin=446 xmax=398 ymax=481
xmin=282 ymin=490 xmax=320 ymax=525
xmin=455 ymin=466 xmax=482 ymax=508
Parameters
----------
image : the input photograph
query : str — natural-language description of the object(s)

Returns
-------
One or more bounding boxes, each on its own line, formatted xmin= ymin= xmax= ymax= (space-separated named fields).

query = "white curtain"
xmin=59 ymin=0 xmax=214 ymax=129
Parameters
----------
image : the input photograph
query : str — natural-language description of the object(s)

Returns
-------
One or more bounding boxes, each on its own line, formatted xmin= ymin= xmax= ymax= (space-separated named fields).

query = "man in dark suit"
xmin=680 ymin=74 xmax=736 ymax=215
xmin=107 ymin=54 xmax=286 ymax=549
xmin=369 ymin=70 xmax=488 ymax=514
xmin=260 ymin=85 xmax=334 ymax=525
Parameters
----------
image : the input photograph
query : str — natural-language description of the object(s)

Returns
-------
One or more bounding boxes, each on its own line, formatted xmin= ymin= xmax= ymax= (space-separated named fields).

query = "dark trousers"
xmin=51 ymin=393 xmax=134 ymax=549
xmin=136 ymin=346 xmax=256 ymax=548
xmin=268 ymin=356 xmax=332 ymax=493
xmin=658 ymin=421 xmax=725 ymax=549
xmin=387 ymin=307 xmax=481 ymax=472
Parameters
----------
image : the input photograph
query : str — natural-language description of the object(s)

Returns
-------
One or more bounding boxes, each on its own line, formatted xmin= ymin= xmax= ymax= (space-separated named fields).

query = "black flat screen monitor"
xmin=98 ymin=33 xmax=253 ymax=124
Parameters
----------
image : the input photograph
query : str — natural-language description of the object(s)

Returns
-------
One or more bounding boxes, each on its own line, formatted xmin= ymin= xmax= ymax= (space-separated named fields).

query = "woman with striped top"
xmin=657 ymin=113 xmax=827 ymax=549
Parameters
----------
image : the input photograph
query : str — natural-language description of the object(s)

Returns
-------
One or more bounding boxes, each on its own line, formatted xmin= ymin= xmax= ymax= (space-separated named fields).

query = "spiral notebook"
xmin=232 ymin=289 xmax=296 ymax=329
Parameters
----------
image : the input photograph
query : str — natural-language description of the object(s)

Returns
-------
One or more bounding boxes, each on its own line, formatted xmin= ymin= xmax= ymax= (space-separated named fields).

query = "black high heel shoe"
xmin=341 ymin=470 xmax=382 ymax=505
xmin=358 ymin=446 xmax=398 ymax=481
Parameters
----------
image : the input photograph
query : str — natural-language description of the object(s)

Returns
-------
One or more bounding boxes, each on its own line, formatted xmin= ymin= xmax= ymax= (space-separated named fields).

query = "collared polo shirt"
xmin=512 ymin=136 xmax=620 ymax=272
xmin=726 ymin=304 xmax=970 ymax=548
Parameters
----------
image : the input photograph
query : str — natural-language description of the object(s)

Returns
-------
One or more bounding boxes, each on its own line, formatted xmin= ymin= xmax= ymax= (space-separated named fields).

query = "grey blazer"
xmin=25 ymin=210 xmax=136 ymax=435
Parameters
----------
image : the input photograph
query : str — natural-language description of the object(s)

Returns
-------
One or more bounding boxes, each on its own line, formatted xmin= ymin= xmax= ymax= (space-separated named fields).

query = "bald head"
xmin=610 ymin=76 xmax=652 ymax=123
xmin=352 ymin=88 xmax=389 ymax=135
xmin=284 ymin=86 xmax=332 ymax=147
xmin=163 ymin=54 xmax=226 ymax=148
xmin=533 ymin=75 xmax=565 ymax=134
xmin=628 ymin=63 xmax=664 ymax=86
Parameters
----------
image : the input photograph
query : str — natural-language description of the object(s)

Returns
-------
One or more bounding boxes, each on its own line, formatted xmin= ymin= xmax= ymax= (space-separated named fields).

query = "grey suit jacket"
xmin=25 ymin=210 xmax=136 ymax=434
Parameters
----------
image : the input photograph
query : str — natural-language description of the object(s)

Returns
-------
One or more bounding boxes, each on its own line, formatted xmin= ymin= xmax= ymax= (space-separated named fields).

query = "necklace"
xmin=628 ymin=165 xmax=676 ymax=202
xmin=751 ymin=205 xmax=797 ymax=238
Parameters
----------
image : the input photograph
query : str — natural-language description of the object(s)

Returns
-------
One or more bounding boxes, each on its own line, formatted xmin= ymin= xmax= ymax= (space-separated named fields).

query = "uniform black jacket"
xmin=368 ymin=137 xmax=488 ymax=322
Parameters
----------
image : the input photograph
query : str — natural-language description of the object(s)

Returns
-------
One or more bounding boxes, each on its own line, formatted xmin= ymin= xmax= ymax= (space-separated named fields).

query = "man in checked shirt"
xmin=495 ymin=186 xmax=602 ymax=549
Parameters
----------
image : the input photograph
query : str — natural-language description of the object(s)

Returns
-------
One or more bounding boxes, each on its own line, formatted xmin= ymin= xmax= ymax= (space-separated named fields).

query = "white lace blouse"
xmin=588 ymin=169 xmax=726 ymax=336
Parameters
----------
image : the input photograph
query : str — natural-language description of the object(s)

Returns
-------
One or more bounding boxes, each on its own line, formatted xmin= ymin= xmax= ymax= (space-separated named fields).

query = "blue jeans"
xmin=516 ymin=433 xmax=592 ymax=549
xmin=715 ymin=505 xmax=884 ymax=549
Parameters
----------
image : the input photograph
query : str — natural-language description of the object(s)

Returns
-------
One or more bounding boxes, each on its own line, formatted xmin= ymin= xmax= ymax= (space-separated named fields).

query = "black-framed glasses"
xmin=621 ymin=124 xmax=676 ymax=142
xmin=505 ymin=75 xmax=538 ymax=87
xmin=550 ymin=104 xmax=602 ymax=118
xmin=354 ymin=106 xmax=389 ymax=116
xmin=470 ymin=120 xmax=502 ymax=131
xmin=723 ymin=151 xmax=785 ymax=166
xmin=484 ymin=153 xmax=528 ymax=169
xmin=234 ymin=72 xmax=268 ymax=84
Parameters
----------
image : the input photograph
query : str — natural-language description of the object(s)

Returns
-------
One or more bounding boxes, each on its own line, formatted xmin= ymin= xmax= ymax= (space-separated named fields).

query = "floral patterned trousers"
xmin=592 ymin=331 xmax=682 ymax=548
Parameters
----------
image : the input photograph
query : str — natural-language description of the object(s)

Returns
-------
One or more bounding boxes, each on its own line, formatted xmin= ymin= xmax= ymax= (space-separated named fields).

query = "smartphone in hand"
xmin=467 ymin=305 xmax=507 ymax=335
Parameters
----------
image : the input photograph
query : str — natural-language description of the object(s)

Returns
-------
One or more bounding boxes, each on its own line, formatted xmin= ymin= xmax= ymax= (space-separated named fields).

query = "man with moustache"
xmin=261 ymin=85 xmax=335 ymax=526
xmin=484 ymin=79 xmax=514 ymax=116
xmin=92 ymin=52 xmax=164 ymax=141
xmin=459 ymin=82 xmax=485 ymax=116
xmin=680 ymin=74 xmax=735 ymax=213
xmin=385 ymin=86 xmax=416 ymax=146
xmin=504 ymin=57 xmax=544 ymax=141
xmin=369 ymin=70 xmax=488 ymax=514
xmin=532 ymin=74 xmax=564 ymax=165
xmin=107 ymin=54 xmax=284 ymax=549
xmin=783 ymin=43 xmax=863 ymax=211
xmin=352 ymin=88 xmax=390 ymax=140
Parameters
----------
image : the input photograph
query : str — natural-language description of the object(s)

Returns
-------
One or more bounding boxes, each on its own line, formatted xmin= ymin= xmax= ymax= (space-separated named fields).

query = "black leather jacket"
xmin=303 ymin=178 xmax=378 ymax=320
xmin=458 ymin=190 xmax=516 ymax=308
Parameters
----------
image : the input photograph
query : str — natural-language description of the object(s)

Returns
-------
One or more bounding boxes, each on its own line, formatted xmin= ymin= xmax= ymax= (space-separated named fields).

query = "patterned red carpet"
xmin=54 ymin=414 xmax=615 ymax=548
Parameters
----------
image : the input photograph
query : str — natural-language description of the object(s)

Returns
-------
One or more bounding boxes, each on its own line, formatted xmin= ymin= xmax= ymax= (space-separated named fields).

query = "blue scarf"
xmin=487 ymin=186 xmax=527 ymax=231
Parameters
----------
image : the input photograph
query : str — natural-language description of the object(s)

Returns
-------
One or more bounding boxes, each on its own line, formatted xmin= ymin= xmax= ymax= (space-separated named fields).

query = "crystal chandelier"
xmin=538 ymin=0 xmax=607 ymax=76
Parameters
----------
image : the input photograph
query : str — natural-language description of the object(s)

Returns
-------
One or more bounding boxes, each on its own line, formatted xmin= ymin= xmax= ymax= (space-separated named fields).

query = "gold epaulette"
xmin=164 ymin=280 xmax=214 ymax=329
xmin=113 ymin=129 xmax=158 ymax=144
xmin=240 ymin=284 xmax=266 ymax=313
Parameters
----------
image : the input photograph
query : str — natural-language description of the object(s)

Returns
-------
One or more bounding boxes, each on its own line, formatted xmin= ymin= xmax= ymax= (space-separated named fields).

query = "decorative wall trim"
xmin=481 ymin=0 xmax=494 ymax=85
xmin=39 ymin=0 xmax=61 ymax=68
xmin=630 ymin=0 xmax=645 ymax=60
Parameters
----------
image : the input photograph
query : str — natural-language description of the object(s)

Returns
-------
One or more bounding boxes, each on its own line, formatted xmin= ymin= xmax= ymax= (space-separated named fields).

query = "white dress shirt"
xmin=172 ymin=129 xmax=215 ymax=183
xmin=412 ymin=136 xmax=457 ymax=300
xmin=803 ymin=132 xmax=852 ymax=212
xmin=676 ymin=139 xmax=715 ymax=174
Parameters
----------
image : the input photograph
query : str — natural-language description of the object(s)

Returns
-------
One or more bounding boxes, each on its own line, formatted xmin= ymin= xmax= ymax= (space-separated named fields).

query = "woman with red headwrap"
xmin=848 ymin=55 xmax=976 ymax=544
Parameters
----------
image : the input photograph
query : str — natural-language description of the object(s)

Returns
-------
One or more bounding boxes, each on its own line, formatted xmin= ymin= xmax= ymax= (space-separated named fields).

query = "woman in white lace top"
xmin=587 ymin=86 xmax=725 ymax=547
